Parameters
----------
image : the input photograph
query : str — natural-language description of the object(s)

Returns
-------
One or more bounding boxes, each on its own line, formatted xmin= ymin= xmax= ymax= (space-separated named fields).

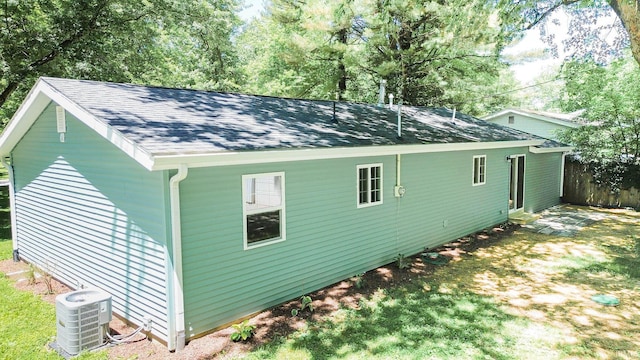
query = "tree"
xmin=557 ymin=55 xmax=640 ymax=161
xmin=363 ymin=0 xmax=514 ymax=113
xmin=495 ymin=1 xmax=640 ymax=66
xmin=237 ymin=0 xmax=516 ymax=115
xmin=0 ymin=0 xmax=241 ymax=124
xmin=237 ymin=0 xmax=369 ymax=101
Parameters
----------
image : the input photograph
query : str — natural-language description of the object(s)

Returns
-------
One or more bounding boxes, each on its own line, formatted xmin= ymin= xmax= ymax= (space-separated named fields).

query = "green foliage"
xmin=236 ymin=0 xmax=515 ymax=114
xmin=291 ymin=295 xmax=314 ymax=316
xmin=230 ymin=320 xmax=256 ymax=342
xmin=555 ymin=56 xmax=640 ymax=192
xmin=394 ymin=253 xmax=411 ymax=270
xmin=0 ymin=0 xmax=242 ymax=125
xmin=558 ymin=56 xmax=640 ymax=161
xmin=26 ymin=264 xmax=36 ymax=285
xmin=353 ymin=273 xmax=366 ymax=289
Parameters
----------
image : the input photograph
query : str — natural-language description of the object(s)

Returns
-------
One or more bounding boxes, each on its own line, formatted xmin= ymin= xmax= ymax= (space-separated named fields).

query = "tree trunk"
xmin=609 ymin=0 xmax=640 ymax=66
xmin=0 ymin=82 xmax=19 ymax=110
xmin=337 ymin=28 xmax=347 ymax=101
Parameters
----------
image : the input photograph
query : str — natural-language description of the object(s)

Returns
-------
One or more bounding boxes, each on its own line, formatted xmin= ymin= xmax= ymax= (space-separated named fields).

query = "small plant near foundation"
xmin=395 ymin=253 xmax=411 ymax=269
xmin=37 ymin=261 xmax=55 ymax=294
xmin=25 ymin=261 xmax=56 ymax=293
xmin=291 ymin=295 xmax=314 ymax=316
xmin=26 ymin=264 xmax=36 ymax=285
xmin=354 ymin=273 xmax=366 ymax=289
xmin=230 ymin=320 xmax=255 ymax=342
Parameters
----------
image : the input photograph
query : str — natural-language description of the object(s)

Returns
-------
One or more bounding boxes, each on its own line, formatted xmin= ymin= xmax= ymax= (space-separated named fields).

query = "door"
xmin=509 ymin=155 xmax=525 ymax=212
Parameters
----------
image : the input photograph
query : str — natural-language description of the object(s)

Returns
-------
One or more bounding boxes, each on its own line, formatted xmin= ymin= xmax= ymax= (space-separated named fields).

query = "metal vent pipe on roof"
xmin=377 ymin=80 xmax=386 ymax=107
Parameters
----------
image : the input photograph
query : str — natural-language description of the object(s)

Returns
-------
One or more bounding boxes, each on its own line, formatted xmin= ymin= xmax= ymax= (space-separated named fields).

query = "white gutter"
xmin=560 ymin=152 xmax=567 ymax=197
xmin=151 ymin=140 xmax=544 ymax=171
xmin=528 ymin=145 xmax=573 ymax=154
xmin=168 ymin=164 xmax=188 ymax=351
xmin=1 ymin=157 xmax=18 ymax=260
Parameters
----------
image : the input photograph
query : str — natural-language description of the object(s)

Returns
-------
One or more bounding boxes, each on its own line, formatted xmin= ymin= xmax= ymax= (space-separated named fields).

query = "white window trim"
xmin=472 ymin=155 xmax=486 ymax=186
xmin=242 ymin=172 xmax=286 ymax=250
xmin=356 ymin=163 xmax=383 ymax=208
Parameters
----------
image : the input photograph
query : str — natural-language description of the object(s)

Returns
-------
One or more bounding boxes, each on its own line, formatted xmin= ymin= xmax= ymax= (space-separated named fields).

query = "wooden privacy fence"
xmin=563 ymin=158 xmax=640 ymax=210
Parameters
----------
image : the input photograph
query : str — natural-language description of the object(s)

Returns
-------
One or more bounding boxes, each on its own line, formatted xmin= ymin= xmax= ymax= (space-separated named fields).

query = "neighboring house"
xmin=0 ymin=78 xmax=571 ymax=351
xmin=483 ymin=108 xmax=583 ymax=141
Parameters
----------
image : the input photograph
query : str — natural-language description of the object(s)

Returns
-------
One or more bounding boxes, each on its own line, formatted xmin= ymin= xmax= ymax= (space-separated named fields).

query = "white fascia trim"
xmin=528 ymin=145 xmax=573 ymax=154
xmin=151 ymin=140 xmax=543 ymax=171
xmin=0 ymin=81 xmax=51 ymax=156
xmin=0 ymin=78 xmax=156 ymax=170
xmin=484 ymin=109 xmax=579 ymax=128
xmin=482 ymin=109 xmax=516 ymax=121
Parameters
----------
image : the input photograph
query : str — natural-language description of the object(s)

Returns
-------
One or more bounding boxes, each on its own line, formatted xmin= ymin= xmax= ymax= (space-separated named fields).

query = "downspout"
xmin=1 ymin=156 xmax=18 ymax=262
xmin=560 ymin=152 xmax=567 ymax=198
xmin=168 ymin=164 xmax=188 ymax=351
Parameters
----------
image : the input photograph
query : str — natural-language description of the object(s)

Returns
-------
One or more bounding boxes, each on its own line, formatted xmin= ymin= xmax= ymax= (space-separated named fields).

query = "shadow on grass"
xmin=286 ymin=283 xmax=518 ymax=359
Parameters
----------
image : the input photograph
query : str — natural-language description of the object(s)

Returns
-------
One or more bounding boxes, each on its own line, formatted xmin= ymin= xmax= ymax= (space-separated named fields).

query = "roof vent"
xmin=56 ymin=106 xmax=66 ymax=142
xmin=377 ymin=80 xmax=386 ymax=107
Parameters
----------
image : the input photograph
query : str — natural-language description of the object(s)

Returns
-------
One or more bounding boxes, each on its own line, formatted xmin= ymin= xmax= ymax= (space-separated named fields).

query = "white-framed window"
xmin=357 ymin=163 xmax=383 ymax=208
xmin=473 ymin=155 xmax=486 ymax=186
xmin=242 ymin=172 xmax=285 ymax=249
xmin=508 ymin=115 xmax=515 ymax=124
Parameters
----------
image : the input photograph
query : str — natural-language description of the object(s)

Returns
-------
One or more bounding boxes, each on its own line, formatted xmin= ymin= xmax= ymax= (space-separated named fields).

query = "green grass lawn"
xmin=240 ymin=207 xmax=640 ymax=360
xmin=246 ymin=286 xmax=560 ymax=360
xmin=0 ymin=238 xmax=107 ymax=359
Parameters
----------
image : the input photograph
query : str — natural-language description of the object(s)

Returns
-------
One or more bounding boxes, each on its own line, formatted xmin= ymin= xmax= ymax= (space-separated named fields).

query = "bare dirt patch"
xmin=0 ymin=223 xmax=517 ymax=359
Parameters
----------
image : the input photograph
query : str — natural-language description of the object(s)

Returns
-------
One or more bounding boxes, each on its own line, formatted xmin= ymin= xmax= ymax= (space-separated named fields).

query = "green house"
xmin=0 ymin=78 xmax=571 ymax=351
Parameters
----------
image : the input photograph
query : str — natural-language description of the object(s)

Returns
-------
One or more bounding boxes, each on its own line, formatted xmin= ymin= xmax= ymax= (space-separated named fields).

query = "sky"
xmin=238 ymin=0 xmax=263 ymax=21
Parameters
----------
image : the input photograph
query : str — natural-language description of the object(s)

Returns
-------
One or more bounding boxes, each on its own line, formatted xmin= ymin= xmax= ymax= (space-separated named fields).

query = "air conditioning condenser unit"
xmin=56 ymin=288 xmax=112 ymax=355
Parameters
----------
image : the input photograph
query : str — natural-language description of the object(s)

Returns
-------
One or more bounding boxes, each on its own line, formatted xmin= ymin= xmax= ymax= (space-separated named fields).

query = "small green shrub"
xmin=291 ymin=295 xmax=314 ymax=316
xmin=354 ymin=273 xmax=366 ymax=289
xmin=26 ymin=264 xmax=36 ymax=285
xmin=395 ymin=253 xmax=411 ymax=269
xmin=230 ymin=320 xmax=256 ymax=342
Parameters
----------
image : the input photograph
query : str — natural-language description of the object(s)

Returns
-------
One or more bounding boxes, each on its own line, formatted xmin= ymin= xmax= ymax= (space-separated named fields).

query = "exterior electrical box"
xmin=55 ymin=288 xmax=112 ymax=355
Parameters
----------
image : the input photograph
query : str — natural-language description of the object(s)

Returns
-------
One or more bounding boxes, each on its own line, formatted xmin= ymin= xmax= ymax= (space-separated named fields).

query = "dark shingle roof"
xmin=43 ymin=77 xmax=542 ymax=156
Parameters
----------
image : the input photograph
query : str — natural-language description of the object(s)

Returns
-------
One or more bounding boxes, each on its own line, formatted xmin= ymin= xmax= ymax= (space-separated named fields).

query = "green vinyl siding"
xmin=11 ymin=103 xmax=171 ymax=342
xmin=524 ymin=152 xmax=563 ymax=213
xmin=180 ymin=148 xmax=522 ymax=337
